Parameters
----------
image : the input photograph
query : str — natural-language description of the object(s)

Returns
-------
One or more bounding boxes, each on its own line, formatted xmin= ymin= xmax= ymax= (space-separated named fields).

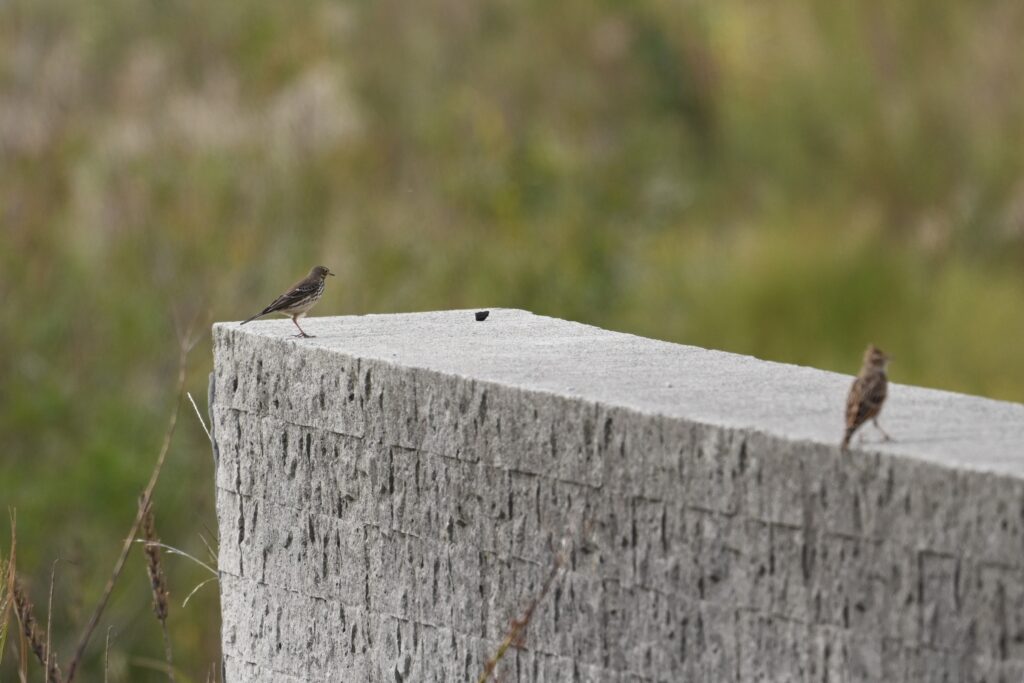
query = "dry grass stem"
xmin=4 ymin=511 xmax=28 ymax=682
xmin=477 ymin=544 xmax=568 ymax=683
xmin=197 ymin=531 xmax=218 ymax=568
xmin=46 ymin=559 xmax=58 ymax=681
xmin=0 ymin=571 xmax=7 ymax=671
xmin=65 ymin=320 xmax=202 ymax=683
xmin=12 ymin=579 xmax=62 ymax=682
xmin=0 ymin=524 xmax=12 ymax=670
xmin=140 ymin=501 xmax=171 ymax=623
xmin=104 ymin=627 xmax=113 ymax=683
xmin=134 ymin=541 xmax=216 ymax=577
xmin=140 ymin=500 xmax=176 ymax=682
xmin=479 ymin=518 xmax=596 ymax=683
xmin=186 ymin=392 xmax=212 ymax=444
xmin=131 ymin=537 xmax=219 ymax=609
xmin=181 ymin=577 xmax=218 ymax=610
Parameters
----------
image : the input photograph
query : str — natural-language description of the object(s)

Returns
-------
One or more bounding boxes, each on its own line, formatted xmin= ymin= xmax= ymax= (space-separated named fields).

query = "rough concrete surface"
xmin=211 ymin=309 xmax=1024 ymax=682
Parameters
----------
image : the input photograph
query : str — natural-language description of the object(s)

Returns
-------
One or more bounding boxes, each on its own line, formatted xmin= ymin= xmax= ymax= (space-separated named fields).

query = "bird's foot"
xmin=293 ymin=332 xmax=314 ymax=338
xmin=873 ymin=421 xmax=893 ymax=442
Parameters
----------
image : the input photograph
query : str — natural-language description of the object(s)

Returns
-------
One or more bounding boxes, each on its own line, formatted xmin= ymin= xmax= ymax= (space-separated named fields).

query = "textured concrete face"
xmin=211 ymin=309 xmax=1024 ymax=682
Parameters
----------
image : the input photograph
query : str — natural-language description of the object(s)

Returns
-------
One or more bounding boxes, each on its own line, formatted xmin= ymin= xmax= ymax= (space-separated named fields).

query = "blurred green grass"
xmin=2 ymin=0 xmax=1023 ymax=678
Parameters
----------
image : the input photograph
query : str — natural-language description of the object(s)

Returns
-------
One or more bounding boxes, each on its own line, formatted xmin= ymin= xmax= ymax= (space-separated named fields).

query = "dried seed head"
xmin=13 ymin=578 xmax=62 ymax=682
xmin=140 ymin=499 xmax=170 ymax=623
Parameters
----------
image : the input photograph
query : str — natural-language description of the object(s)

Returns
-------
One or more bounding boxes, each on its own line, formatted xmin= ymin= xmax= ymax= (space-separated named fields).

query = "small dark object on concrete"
xmin=475 ymin=310 xmax=490 ymax=322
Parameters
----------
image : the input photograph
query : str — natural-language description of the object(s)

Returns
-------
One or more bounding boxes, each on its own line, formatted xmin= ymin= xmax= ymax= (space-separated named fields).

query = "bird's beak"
xmin=328 ymin=270 xmax=336 ymax=277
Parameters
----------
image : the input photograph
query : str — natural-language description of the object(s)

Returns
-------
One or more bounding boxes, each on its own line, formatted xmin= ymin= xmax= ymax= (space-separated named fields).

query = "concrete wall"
xmin=211 ymin=309 xmax=1024 ymax=682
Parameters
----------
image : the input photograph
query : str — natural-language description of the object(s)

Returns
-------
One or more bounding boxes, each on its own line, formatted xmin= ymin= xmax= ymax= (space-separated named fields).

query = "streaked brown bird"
xmin=842 ymin=344 xmax=892 ymax=453
xmin=241 ymin=265 xmax=334 ymax=338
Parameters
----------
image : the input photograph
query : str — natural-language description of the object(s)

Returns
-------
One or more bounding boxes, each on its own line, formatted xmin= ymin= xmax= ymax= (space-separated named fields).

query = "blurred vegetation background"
xmin=2 ymin=0 xmax=1023 ymax=678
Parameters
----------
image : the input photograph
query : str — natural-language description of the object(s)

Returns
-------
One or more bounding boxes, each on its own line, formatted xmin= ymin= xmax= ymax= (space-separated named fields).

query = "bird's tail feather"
xmin=240 ymin=311 xmax=265 ymax=325
xmin=840 ymin=427 xmax=854 ymax=453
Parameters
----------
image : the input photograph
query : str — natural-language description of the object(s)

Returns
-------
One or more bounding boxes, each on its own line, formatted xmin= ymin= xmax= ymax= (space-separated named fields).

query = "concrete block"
xmin=212 ymin=309 xmax=1024 ymax=681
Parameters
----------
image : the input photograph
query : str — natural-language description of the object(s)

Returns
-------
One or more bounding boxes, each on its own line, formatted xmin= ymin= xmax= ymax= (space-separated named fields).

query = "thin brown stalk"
xmin=65 ymin=322 xmax=201 ymax=683
xmin=479 ymin=516 xmax=596 ymax=683
xmin=103 ymin=627 xmax=113 ymax=683
xmin=17 ymin=624 xmax=28 ymax=683
xmin=0 ymin=523 xmax=11 ymax=670
xmin=46 ymin=560 xmax=58 ymax=681
xmin=477 ymin=549 xmax=566 ymax=683
xmin=4 ymin=511 xmax=28 ymax=683
xmin=0 ymin=562 xmax=7 ymax=671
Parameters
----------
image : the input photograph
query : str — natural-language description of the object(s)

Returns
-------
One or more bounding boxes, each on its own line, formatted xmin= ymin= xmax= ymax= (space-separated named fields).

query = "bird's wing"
xmin=261 ymin=277 xmax=320 ymax=314
xmin=847 ymin=373 xmax=887 ymax=429
xmin=845 ymin=377 xmax=865 ymax=429
xmin=242 ymin=275 xmax=319 ymax=323
xmin=862 ymin=373 xmax=887 ymax=417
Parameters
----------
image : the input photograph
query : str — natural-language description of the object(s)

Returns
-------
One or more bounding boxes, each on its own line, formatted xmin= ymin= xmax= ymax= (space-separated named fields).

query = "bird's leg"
xmin=872 ymin=418 xmax=893 ymax=442
xmin=291 ymin=316 xmax=313 ymax=338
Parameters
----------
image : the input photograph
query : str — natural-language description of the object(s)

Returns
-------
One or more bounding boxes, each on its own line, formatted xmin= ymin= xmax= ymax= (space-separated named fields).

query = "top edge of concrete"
xmin=215 ymin=309 xmax=1024 ymax=478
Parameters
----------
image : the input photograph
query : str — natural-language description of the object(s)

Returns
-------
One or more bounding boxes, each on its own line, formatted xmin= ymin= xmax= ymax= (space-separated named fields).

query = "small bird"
xmin=842 ymin=344 xmax=892 ymax=453
xmin=241 ymin=265 xmax=334 ymax=338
